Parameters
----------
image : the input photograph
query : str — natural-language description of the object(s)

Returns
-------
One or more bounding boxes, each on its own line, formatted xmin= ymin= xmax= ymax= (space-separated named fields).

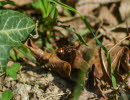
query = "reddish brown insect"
xmin=56 ymin=46 xmax=76 ymax=64
xmin=56 ymin=48 xmax=65 ymax=54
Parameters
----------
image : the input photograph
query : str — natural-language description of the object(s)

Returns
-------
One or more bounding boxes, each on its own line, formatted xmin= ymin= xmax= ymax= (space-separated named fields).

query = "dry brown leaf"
xmin=86 ymin=65 xmax=108 ymax=99
xmin=119 ymin=0 xmax=130 ymax=21
xmin=72 ymin=50 xmax=85 ymax=69
xmin=87 ymin=45 xmax=129 ymax=88
xmin=76 ymin=3 xmax=99 ymax=16
xmin=88 ymin=47 xmax=106 ymax=80
xmin=120 ymin=47 xmax=130 ymax=72
xmin=99 ymin=7 xmax=118 ymax=26
xmin=77 ymin=0 xmax=120 ymax=5
xmin=101 ymin=45 xmax=124 ymax=77
xmin=24 ymin=39 xmax=72 ymax=78
xmin=101 ymin=45 xmax=130 ymax=77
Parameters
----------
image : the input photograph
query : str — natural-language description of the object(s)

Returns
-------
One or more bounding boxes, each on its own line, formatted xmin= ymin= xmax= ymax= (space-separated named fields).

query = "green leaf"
xmin=49 ymin=0 xmax=82 ymax=16
xmin=82 ymin=17 xmax=108 ymax=52
xmin=52 ymin=6 xmax=58 ymax=20
xmin=107 ymin=54 xmax=117 ymax=88
xmin=32 ymin=0 xmax=53 ymax=18
xmin=65 ymin=27 xmax=88 ymax=46
xmin=6 ymin=63 xmax=21 ymax=79
xmin=73 ymin=61 xmax=87 ymax=100
xmin=17 ymin=46 xmax=36 ymax=63
xmin=0 ymin=10 xmax=35 ymax=71
xmin=10 ymin=49 xmax=18 ymax=61
xmin=112 ymin=74 xmax=117 ymax=88
xmin=0 ymin=90 xmax=13 ymax=100
xmin=32 ymin=0 xmax=41 ymax=9
xmin=0 ymin=1 xmax=15 ymax=7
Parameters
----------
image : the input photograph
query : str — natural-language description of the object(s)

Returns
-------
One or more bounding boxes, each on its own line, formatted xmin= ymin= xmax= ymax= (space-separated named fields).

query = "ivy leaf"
xmin=0 ymin=90 xmax=13 ymax=100
xmin=6 ymin=63 xmax=21 ymax=79
xmin=0 ymin=10 xmax=35 ymax=71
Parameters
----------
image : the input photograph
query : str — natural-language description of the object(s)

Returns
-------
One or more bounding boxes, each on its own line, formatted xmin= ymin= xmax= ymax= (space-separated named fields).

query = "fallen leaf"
xmin=86 ymin=45 xmax=130 ymax=90
xmin=120 ymin=47 xmax=130 ymax=72
xmin=101 ymin=45 xmax=123 ymax=78
xmin=101 ymin=45 xmax=130 ymax=78
xmin=24 ymin=39 xmax=72 ymax=78
xmin=86 ymin=65 xmax=108 ymax=99
xmin=99 ymin=6 xmax=118 ymax=26
xmin=119 ymin=0 xmax=130 ymax=21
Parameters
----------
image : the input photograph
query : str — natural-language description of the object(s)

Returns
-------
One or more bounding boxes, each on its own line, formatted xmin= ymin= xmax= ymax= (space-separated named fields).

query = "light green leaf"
xmin=32 ymin=0 xmax=53 ymax=18
xmin=0 ymin=90 xmax=13 ymax=100
xmin=49 ymin=0 xmax=82 ymax=16
xmin=6 ymin=63 xmax=21 ymax=79
xmin=52 ymin=6 xmax=58 ymax=20
xmin=0 ymin=10 xmax=35 ymax=71
xmin=65 ymin=27 xmax=88 ymax=46
xmin=17 ymin=46 xmax=36 ymax=63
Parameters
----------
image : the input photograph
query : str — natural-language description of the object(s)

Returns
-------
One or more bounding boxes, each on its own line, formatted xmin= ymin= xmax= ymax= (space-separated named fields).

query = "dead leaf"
xmin=88 ymin=47 xmax=106 ymax=80
xmin=86 ymin=44 xmax=129 ymax=89
xmin=86 ymin=65 xmax=108 ymax=99
xmin=99 ymin=7 xmax=118 ymax=26
xmin=101 ymin=45 xmax=123 ymax=77
xmin=24 ymin=39 xmax=72 ymax=78
xmin=119 ymin=0 xmax=130 ymax=21
xmin=120 ymin=47 xmax=130 ymax=72
xmin=77 ymin=0 xmax=120 ymax=5
xmin=101 ymin=45 xmax=130 ymax=77
xmin=76 ymin=2 xmax=99 ymax=16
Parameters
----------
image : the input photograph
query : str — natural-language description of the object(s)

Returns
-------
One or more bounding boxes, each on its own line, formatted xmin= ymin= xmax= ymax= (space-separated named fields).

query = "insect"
xmin=56 ymin=48 xmax=65 ymax=55
xmin=56 ymin=46 xmax=76 ymax=64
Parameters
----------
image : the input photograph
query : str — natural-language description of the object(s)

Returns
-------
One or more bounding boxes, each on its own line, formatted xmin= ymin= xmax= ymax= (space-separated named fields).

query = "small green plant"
xmin=32 ymin=0 xmax=58 ymax=19
xmin=0 ymin=90 xmax=13 ymax=100
xmin=32 ymin=0 xmax=59 ymax=51
xmin=6 ymin=63 xmax=21 ymax=79
xmin=32 ymin=0 xmax=58 ymax=32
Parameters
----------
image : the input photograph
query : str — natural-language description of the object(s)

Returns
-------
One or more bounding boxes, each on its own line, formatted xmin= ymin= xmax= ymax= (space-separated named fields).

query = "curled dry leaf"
xmin=101 ymin=45 xmax=130 ymax=78
xmin=24 ymin=39 xmax=71 ymax=78
xmin=86 ymin=45 xmax=130 ymax=89
xmin=99 ymin=7 xmax=118 ymax=26
xmin=101 ymin=45 xmax=123 ymax=78
xmin=88 ymin=47 xmax=105 ymax=80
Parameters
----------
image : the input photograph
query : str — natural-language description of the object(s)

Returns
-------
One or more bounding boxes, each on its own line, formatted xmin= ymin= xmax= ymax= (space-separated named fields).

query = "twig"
xmin=44 ymin=93 xmax=65 ymax=100
xmin=31 ymin=20 xmax=39 ymax=39
xmin=108 ymin=36 xmax=130 ymax=53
